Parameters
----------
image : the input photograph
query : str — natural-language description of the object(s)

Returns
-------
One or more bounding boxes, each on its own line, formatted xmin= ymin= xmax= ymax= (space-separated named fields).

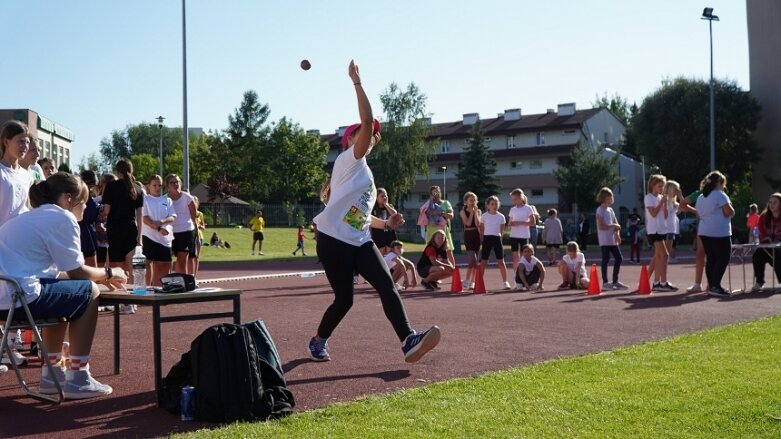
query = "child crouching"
xmin=558 ymin=241 xmax=589 ymax=289
xmin=515 ymin=244 xmax=545 ymax=292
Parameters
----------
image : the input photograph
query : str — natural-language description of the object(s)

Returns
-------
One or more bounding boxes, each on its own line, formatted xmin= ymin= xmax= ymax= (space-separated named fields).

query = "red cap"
xmin=341 ymin=118 xmax=381 ymax=148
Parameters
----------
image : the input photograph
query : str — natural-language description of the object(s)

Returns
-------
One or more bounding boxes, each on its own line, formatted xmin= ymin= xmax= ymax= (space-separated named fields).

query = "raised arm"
xmin=349 ymin=60 xmax=374 ymax=160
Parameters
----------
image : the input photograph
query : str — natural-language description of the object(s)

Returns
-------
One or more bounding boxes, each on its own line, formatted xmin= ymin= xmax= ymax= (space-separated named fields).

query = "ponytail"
xmin=29 ymin=179 xmax=55 ymax=207
xmin=115 ymin=158 xmax=138 ymax=201
xmin=701 ymin=171 xmax=726 ymax=198
xmin=28 ymin=172 xmax=87 ymax=208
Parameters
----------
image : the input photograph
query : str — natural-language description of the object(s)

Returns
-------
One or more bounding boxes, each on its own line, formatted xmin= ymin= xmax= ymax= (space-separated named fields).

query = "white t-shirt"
xmin=0 ymin=162 xmax=33 ymax=227
xmin=666 ymin=201 xmax=680 ymax=235
xmin=508 ymin=204 xmax=534 ymax=239
xmin=314 ymin=146 xmax=377 ymax=247
xmin=596 ymin=205 xmax=618 ymax=246
xmin=562 ymin=252 xmax=587 ymax=277
xmin=697 ymin=190 xmax=732 ymax=237
xmin=169 ymin=191 xmax=195 ymax=233
xmin=0 ymin=204 xmax=84 ymax=306
xmin=142 ymin=194 xmax=176 ymax=246
xmin=519 ymin=255 xmax=542 ymax=274
xmin=644 ymin=193 xmax=667 ymax=235
xmin=481 ymin=212 xmax=506 ymax=237
xmin=383 ymin=251 xmax=399 ymax=270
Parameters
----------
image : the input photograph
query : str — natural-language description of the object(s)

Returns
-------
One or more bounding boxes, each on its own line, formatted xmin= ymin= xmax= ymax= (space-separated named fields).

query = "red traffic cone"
xmin=450 ymin=266 xmax=463 ymax=293
xmin=587 ymin=264 xmax=601 ymax=295
xmin=637 ymin=264 xmax=652 ymax=295
xmin=473 ymin=266 xmax=487 ymax=294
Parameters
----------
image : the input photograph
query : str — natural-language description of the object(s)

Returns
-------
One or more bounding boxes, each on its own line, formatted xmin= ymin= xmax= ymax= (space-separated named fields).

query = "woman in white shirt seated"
xmin=0 ymin=172 xmax=127 ymax=399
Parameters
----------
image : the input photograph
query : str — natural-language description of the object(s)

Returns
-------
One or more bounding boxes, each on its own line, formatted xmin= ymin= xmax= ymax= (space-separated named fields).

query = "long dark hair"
xmin=29 ymin=172 xmax=88 ymax=208
xmin=700 ymin=171 xmax=726 ymax=198
xmin=0 ymin=120 xmax=28 ymax=157
xmin=762 ymin=193 xmax=781 ymax=228
xmin=115 ymin=159 xmax=139 ymax=200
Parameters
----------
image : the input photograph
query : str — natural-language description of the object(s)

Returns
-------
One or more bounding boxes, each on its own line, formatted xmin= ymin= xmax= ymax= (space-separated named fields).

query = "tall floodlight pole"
xmin=702 ymin=7 xmax=719 ymax=171
xmin=441 ymin=166 xmax=447 ymax=201
xmin=157 ymin=116 xmax=165 ymax=177
xmin=182 ymin=0 xmax=190 ymax=190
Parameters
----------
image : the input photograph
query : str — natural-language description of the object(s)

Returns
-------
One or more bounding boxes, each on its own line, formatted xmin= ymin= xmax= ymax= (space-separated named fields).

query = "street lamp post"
xmin=702 ymin=7 xmax=719 ymax=171
xmin=156 ymin=116 xmax=165 ymax=177
xmin=440 ymin=166 xmax=447 ymax=201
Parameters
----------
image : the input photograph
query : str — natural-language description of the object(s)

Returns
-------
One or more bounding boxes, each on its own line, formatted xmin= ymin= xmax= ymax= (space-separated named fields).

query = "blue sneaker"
xmin=308 ymin=337 xmax=330 ymax=362
xmin=402 ymin=326 xmax=441 ymax=363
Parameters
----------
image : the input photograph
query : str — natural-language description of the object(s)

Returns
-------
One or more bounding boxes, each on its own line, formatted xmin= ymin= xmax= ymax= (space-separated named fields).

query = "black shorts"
xmin=96 ymin=247 xmax=108 ymax=264
xmin=480 ymin=235 xmax=504 ymax=261
xmin=546 ymin=243 xmax=561 ymax=249
xmin=142 ymin=236 xmax=173 ymax=262
xmin=253 ymin=231 xmax=264 ymax=241
xmin=463 ymin=228 xmax=481 ymax=252
xmin=510 ymin=237 xmax=529 ymax=252
xmin=515 ymin=266 xmax=541 ymax=284
xmin=648 ymin=233 xmax=665 ymax=243
xmin=172 ymin=230 xmax=197 ymax=256
xmin=107 ymin=222 xmax=138 ymax=262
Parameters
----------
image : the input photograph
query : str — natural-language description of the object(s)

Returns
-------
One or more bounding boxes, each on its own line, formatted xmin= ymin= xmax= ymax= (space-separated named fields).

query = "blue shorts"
xmin=0 ymin=278 xmax=94 ymax=322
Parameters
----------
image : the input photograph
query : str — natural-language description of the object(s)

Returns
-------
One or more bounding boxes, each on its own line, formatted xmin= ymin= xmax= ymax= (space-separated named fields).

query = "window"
xmin=563 ymin=129 xmax=577 ymax=135
xmin=510 ymin=161 xmax=523 ymax=169
xmin=419 ymin=193 xmax=429 ymax=202
xmin=529 ymin=159 xmax=542 ymax=169
xmin=506 ymin=135 xmax=517 ymax=149
xmin=484 ymin=136 xmax=492 ymax=143
xmin=603 ymin=132 xmax=609 ymax=144
xmin=531 ymin=189 xmax=543 ymax=197
xmin=436 ymin=166 xmax=447 ymax=174
xmin=535 ymin=132 xmax=545 ymax=145
xmin=440 ymin=140 xmax=451 ymax=153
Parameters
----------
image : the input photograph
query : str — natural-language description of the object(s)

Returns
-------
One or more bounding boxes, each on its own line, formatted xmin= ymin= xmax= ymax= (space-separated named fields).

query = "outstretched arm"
xmin=349 ymin=60 xmax=374 ymax=160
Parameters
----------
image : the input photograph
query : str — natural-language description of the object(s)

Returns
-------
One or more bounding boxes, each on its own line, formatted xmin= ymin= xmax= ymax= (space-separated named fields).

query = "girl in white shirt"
xmin=479 ymin=196 xmax=512 ymax=290
xmin=696 ymin=171 xmax=735 ymax=297
xmin=0 ymin=173 xmax=127 ymax=399
xmin=165 ymin=174 xmax=197 ymax=275
xmin=558 ymin=241 xmax=590 ymax=289
xmin=0 ymin=120 xmax=33 ymax=227
xmin=645 ymin=174 xmax=676 ymax=291
xmin=664 ymin=181 xmax=683 ymax=261
xmin=308 ymin=60 xmax=440 ymax=364
xmin=142 ymin=175 xmax=176 ymax=286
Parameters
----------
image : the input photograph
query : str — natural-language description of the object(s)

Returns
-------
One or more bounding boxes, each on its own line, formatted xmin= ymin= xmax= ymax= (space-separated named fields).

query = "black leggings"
xmin=316 ymin=232 xmax=413 ymax=342
xmin=600 ymin=245 xmax=623 ymax=283
xmin=753 ymin=246 xmax=781 ymax=284
xmin=699 ymin=235 xmax=732 ymax=289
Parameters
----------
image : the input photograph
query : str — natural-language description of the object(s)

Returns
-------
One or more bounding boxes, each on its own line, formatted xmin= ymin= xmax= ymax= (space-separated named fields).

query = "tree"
xmin=456 ymin=121 xmax=500 ymax=203
xmin=632 ymin=77 xmax=761 ymax=194
xmin=129 ymin=153 xmax=158 ymax=183
xmin=368 ymin=82 xmax=435 ymax=206
xmin=553 ymin=141 xmax=624 ymax=212
xmin=99 ymin=123 xmax=182 ymax=171
xmin=74 ymin=152 xmax=110 ymax=175
xmin=593 ymin=92 xmax=632 ymax=126
xmin=224 ymin=90 xmax=272 ymax=199
xmin=206 ymin=173 xmax=240 ymax=226
xmin=263 ymin=117 xmax=329 ymax=204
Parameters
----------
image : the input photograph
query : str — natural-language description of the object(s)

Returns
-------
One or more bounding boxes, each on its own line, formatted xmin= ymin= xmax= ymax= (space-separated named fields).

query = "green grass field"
xmin=179 ymin=315 xmax=781 ymax=438
xmin=199 ymin=227 xmax=426 ymax=263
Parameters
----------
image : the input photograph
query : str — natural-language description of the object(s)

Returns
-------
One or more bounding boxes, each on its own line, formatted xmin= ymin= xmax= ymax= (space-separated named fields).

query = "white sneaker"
xmin=612 ymin=281 xmax=630 ymax=290
xmin=462 ymin=280 xmax=472 ymax=290
xmin=395 ymin=283 xmax=406 ymax=291
xmin=64 ymin=369 xmax=113 ymax=399
xmin=503 ymin=281 xmax=513 ymax=290
xmin=529 ymin=283 xmax=539 ymax=292
xmin=751 ymin=282 xmax=764 ymax=292
xmin=119 ymin=304 xmax=136 ymax=314
xmin=0 ymin=364 xmax=7 ymax=373
xmin=40 ymin=364 xmax=67 ymax=394
xmin=1 ymin=349 xmax=27 ymax=366
xmin=686 ymin=283 xmax=703 ymax=293
xmin=514 ymin=283 xmax=525 ymax=291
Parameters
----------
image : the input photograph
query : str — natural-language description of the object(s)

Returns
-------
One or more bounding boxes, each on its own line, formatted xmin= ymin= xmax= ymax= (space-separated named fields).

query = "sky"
xmin=3 ymin=1 xmax=749 ymax=168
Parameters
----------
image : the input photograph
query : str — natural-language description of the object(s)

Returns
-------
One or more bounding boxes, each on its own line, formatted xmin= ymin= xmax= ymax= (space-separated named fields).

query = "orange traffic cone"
xmin=450 ymin=267 xmax=463 ymax=293
xmin=473 ymin=266 xmax=487 ymax=294
xmin=637 ymin=264 xmax=652 ymax=295
xmin=587 ymin=264 xmax=601 ymax=295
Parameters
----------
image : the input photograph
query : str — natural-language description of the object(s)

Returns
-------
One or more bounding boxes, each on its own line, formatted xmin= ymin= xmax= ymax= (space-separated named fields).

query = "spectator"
xmin=543 ymin=209 xmax=563 ymax=266
xmin=751 ymin=193 xmax=781 ymax=291
xmin=249 ymin=210 xmax=265 ymax=256
xmin=417 ymin=230 xmax=454 ymax=290
xmin=696 ymin=171 xmax=735 ymax=298
xmin=78 ymin=170 xmax=100 ymax=267
xmin=292 ymin=225 xmax=309 ymax=256
xmin=37 ymin=158 xmax=56 ymax=179
xmin=370 ymin=188 xmax=398 ymax=254
xmin=165 ymin=174 xmax=196 ymax=275
xmin=20 ymin=135 xmax=42 ymax=181
xmin=141 ymin=175 xmax=176 ymax=286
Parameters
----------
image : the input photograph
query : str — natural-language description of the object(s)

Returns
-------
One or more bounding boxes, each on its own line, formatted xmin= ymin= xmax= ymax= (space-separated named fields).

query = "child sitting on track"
xmin=515 ymin=244 xmax=545 ymax=292
xmin=383 ymin=241 xmax=418 ymax=291
xmin=558 ymin=241 xmax=589 ymax=289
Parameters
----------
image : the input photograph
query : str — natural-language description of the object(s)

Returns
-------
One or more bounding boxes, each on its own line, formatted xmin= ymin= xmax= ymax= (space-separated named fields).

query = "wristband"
xmin=353 ymin=82 xmax=361 ymax=86
xmin=157 ymin=225 xmax=162 ymax=231
xmin=105 ymin=266 xmax=113 ymax=281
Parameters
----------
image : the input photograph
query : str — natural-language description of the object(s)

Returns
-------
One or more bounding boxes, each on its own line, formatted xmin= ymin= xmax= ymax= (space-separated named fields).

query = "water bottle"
xmin=300 ymin=272 xmax=316 ymax=279
xmin=751 ymin=227 xmax=760 ymax=245
xmin=131 ymin=246 xmax=147 ymax=295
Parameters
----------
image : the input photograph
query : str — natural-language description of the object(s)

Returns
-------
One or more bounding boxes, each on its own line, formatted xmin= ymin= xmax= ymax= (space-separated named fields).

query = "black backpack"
xmin=159 ymin=319 xmax=295 ymax=422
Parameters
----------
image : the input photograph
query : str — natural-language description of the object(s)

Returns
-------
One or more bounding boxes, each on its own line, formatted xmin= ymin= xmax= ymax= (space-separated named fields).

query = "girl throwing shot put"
xmin=308 ymin=60 xmax=440 ymax=363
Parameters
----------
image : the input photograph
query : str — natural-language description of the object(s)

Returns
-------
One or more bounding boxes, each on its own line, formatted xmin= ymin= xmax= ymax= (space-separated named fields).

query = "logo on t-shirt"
xmin=342 ymin=183 xmax=374 ymax=231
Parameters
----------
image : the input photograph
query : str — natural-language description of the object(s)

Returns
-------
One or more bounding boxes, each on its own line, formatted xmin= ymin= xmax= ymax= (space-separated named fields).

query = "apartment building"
xmin=321 ymin=103 xmax=645 ymax=218
xmin=0 ymin=109 xmax=74 ymax=168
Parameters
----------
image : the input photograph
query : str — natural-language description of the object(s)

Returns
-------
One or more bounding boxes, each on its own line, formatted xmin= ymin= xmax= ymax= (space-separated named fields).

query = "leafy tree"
xmin=57 ymin=162 xmax=72 ymax=173
xmin=369 ymin=82 xmax=435 ymax=206
xmin=99 ymin=123 xmax=182 ymax=171
xmin=593 ymin=92 xmax=632 ymax=126
xmin=129 ymin=153 xmax=158 ymax=183
xmin=206 ymin=173 xmax=240 ymax=226
xmin=632 ymin=77 xmax=761 ymax=194
xmin=456 ymin=121 xmax=500 ymax=203
xmin=74 ymin=152 xmax=111 ymax=175
xmin=263 ymin=117 xmax=329 ymax=204
xmin=552 ymin=140 xmax=624 ymax=212
xmin=225 ymin=90 xmax=271 ymax=195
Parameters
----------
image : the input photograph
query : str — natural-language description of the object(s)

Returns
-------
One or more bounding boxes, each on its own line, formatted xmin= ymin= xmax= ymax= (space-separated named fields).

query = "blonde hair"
xmin=664 ymin=180 xmax=681 ymax=207
xmin=596 ymin=187 xmax=613 ymax=204
xmin=463 ymin=191 xmax=477 ymax=204
xmin=426 ymin=229 xmax=451 ymax=252
xmin=647 ymin=174 xmax=667 ymax=193
xmin=566 ymin=241 xmax=580 ymax=253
